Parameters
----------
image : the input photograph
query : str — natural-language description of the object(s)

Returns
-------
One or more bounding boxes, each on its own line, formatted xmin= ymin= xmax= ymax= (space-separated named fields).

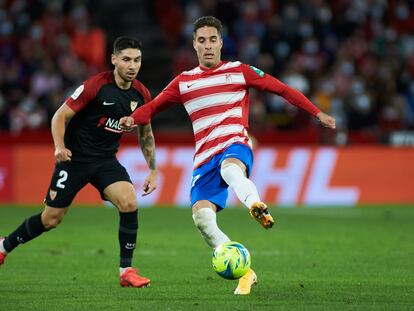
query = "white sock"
xmin=221 ymin=163 xmax=261 ymax=208
xmin=120 ymin=267 xmax=130 ymax=275
xmin=192 ymin=208 xmax=230 ymax=249
xmin=0 ymin=239 xmax=6 ymax=254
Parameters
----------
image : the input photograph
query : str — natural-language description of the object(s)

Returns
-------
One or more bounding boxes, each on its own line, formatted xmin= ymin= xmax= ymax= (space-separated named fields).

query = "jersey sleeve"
xmin=131 ymin=76 xmax=181 ymax=124
xmin=64 ymin=76 xmax=100 ymax=112
xmin=241 ymin=64 xmax=321 ymax=116
xmin=135 ymin=81 xmax=152 ymax=103
xmin=143 ymin=87 xmax=152 ymax=103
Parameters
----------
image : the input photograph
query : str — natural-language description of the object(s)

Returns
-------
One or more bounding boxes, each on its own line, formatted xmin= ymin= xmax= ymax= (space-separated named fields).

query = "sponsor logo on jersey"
xmin=97 ymin=117 xmax=107 ymax=127
xmin=187 ymin=81 xmax=197 ymax=88
xmin=71 ymin=85 xmax=84 ymax=100
xmin=130 ymin=101 xmax=138 ymax=111
xmin=98 ymin=117 xmax=123 ymax=133
xmin=249 ymin=65 xmax=265 ymax=77
xmin=49 ymin=189 xmax=57 ymax=200
xmin=103 ymin=101 xmax=116 ymax=106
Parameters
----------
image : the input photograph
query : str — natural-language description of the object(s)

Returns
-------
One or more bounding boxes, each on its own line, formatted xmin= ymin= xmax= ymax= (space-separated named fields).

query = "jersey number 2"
xmin=56 ymin=170 xmax=68 ymax=189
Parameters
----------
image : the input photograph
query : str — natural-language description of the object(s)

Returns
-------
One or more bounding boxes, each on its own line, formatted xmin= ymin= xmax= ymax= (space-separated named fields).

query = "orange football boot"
xmin=249 ymin=202 xmax=274 ymax=229
xmin=234 ymin=268 xmax=257 ymax=295
xmin=120 ymin=268 xmax=150 ymax=288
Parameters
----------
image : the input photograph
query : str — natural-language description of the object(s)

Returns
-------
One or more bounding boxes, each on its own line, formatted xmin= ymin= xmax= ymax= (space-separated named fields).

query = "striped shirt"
xmin=131 ymin=61 xmax=321 ymax=169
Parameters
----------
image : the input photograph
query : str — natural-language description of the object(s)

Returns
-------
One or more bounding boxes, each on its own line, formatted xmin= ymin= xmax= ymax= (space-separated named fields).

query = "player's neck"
xmin=113 ymin=72 xmax=132 ymax=90
xmin=199 ymin=60 xmax=223 ymax=70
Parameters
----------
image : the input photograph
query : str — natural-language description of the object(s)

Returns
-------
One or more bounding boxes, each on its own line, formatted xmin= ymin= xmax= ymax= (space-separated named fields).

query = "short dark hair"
xmin=193 ymin=16 xmax=222 ymax=36
xmin=113 ymin=36 xmax=142 ymax=54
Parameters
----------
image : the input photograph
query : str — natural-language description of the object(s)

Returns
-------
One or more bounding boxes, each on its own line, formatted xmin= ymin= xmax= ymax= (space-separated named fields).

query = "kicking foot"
xmin=249 ymin=202 xmax=274 ymax=229
xmin=120 ymin=268 xmax=150 ymax=288
xmin=234 ymin=268 xmax=257 ymax=295
xmin=0 ymin=238 xmax=7 ymax=267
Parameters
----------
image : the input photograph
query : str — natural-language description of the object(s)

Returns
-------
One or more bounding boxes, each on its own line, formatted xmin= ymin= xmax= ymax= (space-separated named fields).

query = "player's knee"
xmin=220 ymin=163 xmax=246 ymax=186
xmin=117 ymin=198 xmax=137 ymax=212
xmin=42 ymin=214 xmax=64 ymax=229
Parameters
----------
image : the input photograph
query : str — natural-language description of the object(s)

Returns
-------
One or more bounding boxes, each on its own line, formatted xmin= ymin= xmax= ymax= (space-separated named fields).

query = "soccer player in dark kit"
xmin=0 ymin=36 xmax=157 ymax=288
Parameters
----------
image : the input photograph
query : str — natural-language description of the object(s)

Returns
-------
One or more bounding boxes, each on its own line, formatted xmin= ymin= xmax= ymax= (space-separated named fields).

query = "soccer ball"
xmin=212 ymin=241 xmax=251 ymax=279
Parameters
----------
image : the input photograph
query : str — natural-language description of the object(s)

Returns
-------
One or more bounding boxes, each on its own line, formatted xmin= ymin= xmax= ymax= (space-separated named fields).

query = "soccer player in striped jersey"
xmin=120 ymin=16 xmax=336 ymax=294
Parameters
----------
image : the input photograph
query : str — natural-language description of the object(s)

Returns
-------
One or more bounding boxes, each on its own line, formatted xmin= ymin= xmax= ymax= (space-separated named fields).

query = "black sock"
xmin=119 ymin=210 xmax=138 ymax=268
xmin=3 ymin=213 xmax=47 ymax=253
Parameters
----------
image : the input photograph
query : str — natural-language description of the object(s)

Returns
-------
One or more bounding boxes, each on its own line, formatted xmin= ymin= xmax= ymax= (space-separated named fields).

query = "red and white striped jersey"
xmin=131 ymin=61 xmax=321 ymax=169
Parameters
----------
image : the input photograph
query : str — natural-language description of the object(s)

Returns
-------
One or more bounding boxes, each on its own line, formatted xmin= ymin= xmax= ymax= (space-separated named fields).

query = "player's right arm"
xmin=120 ymin=77 xmax=181 ymax=130
xmin=52 ymin=75 xmax=99 ymax=162
xmin=51 ymin=104 xmax=75 ymax=162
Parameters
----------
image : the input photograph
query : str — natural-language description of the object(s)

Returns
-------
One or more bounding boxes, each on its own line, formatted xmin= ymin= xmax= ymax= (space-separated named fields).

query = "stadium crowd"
xmin=1 ymin=0 xmax=414 ymax=145
xmin=0 ymin=0 xmax=105 ymax=134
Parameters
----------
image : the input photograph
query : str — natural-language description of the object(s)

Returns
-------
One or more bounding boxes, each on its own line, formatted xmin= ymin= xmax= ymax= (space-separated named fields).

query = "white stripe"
xmin=179 ymin=73 xmax=245 ymax=94
xmin=193 ymin=107 xmax=242 ymax=134
xmin=181 ymin=67 xmax=203 ymax=75
xmin=194 ymin=136 xmax=252 ymax=168
xmin=195 ymin=124 xmax=244 ymax=152
xmin=184 ymin=91 xmax=246 ymax=115
xmin=214 ymin=61 xmax=242 ymax=72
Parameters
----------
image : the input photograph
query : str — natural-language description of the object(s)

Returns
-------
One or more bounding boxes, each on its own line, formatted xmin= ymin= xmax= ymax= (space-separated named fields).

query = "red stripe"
xmin=194 ymin=139 xmax=251 ymax=168
xmin=196 ymin=134 xmax=248 ymax=154
xmin=189 ymin=104 xmax=241 ymax=121
xmin=194 ymin=117 xmax=244 ymax=141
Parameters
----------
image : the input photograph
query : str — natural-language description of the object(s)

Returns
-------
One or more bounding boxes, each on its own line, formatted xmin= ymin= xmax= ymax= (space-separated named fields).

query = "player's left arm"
xmin=137 ymin=123 xmax=158 ymax=196
xmin=241 ymin=64 xmax=336 ymax=129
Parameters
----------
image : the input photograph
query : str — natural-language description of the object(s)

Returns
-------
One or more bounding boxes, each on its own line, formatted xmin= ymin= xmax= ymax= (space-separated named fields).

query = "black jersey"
xmin=64 ymin=71 xmax=151 ymax=160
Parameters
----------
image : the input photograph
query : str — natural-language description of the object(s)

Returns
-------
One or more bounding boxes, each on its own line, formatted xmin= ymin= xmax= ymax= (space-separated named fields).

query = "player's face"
xmin=193 ymin=26 xmax=223 ymax=68
xmin=111 ymin=48 xmax=142 ymax=85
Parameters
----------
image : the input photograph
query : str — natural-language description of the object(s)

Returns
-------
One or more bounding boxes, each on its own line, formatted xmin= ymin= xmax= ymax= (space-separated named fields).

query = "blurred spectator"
xmin=0 ymin=0 xmax=105 ymax=134
xmin=153 ymin=0 xmax=184 ymax=48
xmin=69 ymin=4 xmax=106 ymax=73
xmin=1 ymin=0 xmax=414 ymax=145
xmin=154 ymin=0 xmax=414 ymax=144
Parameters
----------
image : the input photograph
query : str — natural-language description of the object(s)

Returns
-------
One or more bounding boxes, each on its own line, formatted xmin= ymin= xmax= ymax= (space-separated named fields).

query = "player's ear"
xmin=111 ymin=54 xmax=117 ymax=66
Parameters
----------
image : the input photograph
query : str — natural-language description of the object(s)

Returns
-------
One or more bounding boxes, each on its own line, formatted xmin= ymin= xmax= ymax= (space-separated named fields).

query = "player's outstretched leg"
xmin=249 ymin=202 xmax=274 ymax=229
xmin=120 ymin=267 xmax=150 ymax=287
xmin=234 ymin=268 xmax=257 ymax=295
xmin=221 ymin=162 xmax=274 ymax=229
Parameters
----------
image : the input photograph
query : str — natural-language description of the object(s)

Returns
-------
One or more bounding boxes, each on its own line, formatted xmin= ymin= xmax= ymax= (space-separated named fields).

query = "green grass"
xmin=0 ymin=206 xmax=413 ymax=311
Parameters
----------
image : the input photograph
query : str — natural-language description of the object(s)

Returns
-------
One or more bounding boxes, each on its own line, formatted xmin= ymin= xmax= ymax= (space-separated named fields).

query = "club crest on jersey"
xmin=49 ymin=189 xmax=57 ymax=200
xmin=130 ymin=101 xmax=138 ymax=111
xmin=225 ymin=74 xmax=232 ymax=83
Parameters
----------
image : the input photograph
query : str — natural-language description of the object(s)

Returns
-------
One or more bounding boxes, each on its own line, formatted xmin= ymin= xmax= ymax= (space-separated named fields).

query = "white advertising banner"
xmin=118 ymin=147 xmax=360 ymax=207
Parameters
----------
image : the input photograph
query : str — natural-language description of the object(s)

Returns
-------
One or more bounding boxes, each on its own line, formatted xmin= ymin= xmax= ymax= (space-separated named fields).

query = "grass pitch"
xmin=0 ymin=205 xmax=413 ymax=311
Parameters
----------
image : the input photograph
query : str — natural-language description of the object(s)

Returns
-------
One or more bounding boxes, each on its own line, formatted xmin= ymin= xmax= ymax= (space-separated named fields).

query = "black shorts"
xmin=44 ymin=158 xmax=132 ymax=208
